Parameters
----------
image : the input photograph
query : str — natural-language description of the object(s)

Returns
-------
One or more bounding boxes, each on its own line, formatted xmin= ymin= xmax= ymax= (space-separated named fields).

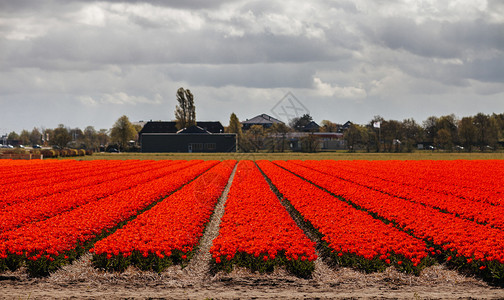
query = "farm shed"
xmin=139 ymin=122 xmax=236 ymax=153
xmin=138 ymin=121 xmax=225 ymax=135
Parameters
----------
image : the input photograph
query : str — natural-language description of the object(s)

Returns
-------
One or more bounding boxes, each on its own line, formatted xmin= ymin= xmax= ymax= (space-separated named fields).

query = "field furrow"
xmin=275 ymin=160 xmax=504 ymax=282
xmin=295 ymin=160 xmax=504 ymax=229
xmin=91 ymin=160 xmax=236 ymax=272
xmin=210 ymin=160 xmax=317 ymax=277
xmin=257 ymin=160 xmax=430 ymax=274
xmin=0 ymin=158 xmax=502 ymax=287
xmin=0 ymin=160 xmax=218 ymax=276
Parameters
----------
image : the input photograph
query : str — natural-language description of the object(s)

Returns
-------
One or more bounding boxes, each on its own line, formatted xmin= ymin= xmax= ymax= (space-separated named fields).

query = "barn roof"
xmin=242 ymin=114 xmax=284 ymax=125
xmin=303 ymin=121 xmax=320 ymax=132
xmin=139 ymin=121 xmax=178 ymax=134
xmin=196 ymin=121 xmax=224 ymax=133
xmin=176 ymin=125 xmax=210 ymax=134
xmin=139 ymin=121 xmax=224 ymax=134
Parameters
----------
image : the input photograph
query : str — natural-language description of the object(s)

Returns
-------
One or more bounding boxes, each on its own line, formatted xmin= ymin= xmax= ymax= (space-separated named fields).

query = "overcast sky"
xmin=1 ymin=0 xmax=503 ymax=134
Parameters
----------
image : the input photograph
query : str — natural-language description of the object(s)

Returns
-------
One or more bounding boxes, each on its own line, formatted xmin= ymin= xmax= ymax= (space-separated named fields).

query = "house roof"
xmin=303 ymin=121 xmax=320 ymax=131
xmin=139 ymin=121 xmax=178 ymax=134
xmin=176 ymin=125 xmax=210 ymax=134
xmin=342 ymin=121 xmax=352 ymax=128
xmin=139 ymin=121 xmax=224 ymax=134
xmin=242 ymin=114 xmax=284 ymax=125
xmin=196 ymin=121 xmax=224 ymax=133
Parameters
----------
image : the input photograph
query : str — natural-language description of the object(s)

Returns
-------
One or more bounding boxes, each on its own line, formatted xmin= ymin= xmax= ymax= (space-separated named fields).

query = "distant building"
xmin=317 ymin=132 xmax=345 ymax=150
xmin=338 ymin=121 xmax=353 ymax=133
xmin=287 ymin=132 xmax=345 ymax=151
xmin=241 ymin=114 xmax=284 ymax=130
xmin=139 ymin=121 xmax=235 ymax=153
xmin=138 ymin=121 xmax=224 ymax=135
xmin=301 ymin=121 xmax=320 ymax=132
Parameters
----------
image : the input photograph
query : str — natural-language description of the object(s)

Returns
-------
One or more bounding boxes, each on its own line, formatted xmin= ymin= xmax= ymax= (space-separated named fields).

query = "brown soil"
xmin=2 ymin=260 xmax=503 ymax=299
xmin=2 ymin=165 xmax=504 ymax=299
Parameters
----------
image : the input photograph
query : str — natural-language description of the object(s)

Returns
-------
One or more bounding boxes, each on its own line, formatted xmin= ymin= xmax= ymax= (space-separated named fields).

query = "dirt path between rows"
xmin=2 ymin=164 xmax=504 ymax=299
xmin=2 ymin=262 xmax=503 ymax=299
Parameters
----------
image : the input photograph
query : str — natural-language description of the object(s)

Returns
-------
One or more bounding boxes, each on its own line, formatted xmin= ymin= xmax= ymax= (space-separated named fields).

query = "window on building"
xmin=190 ymin=143 xmax=203 ymax=151
xmin=205 ymin=143 xmax=216 ymax=151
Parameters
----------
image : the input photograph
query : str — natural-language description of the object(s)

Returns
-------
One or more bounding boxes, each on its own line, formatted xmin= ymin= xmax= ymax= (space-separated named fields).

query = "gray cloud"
xmin=464 ymin=58 xmax=504 ymax=83
xmin=0 ymin=0 xmax=229 ymax=13
xmin=164 ymin=63 xmax=316 ymax=89
xmin=375 ymin=17 xmax=504 ymax=60
xmin=376 ymin=18 xmax=462 ymax=59
xmin=0 ymin=0 xmax=503 ymax=134
xmin=82 ymin=0 xmax=231 ymax=9
xmin=0 ymin=0 xmax=81 ymax=16
xmin=2 ymin=24 xmax=344 ymax=71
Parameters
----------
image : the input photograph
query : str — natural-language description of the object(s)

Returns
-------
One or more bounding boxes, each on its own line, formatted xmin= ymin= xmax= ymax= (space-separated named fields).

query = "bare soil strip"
xmin=256 ymin=161 xmax=335 ymax=280
xmin=181 ymin=162 xmax=238 ymax=282
xmin=2 ymin=163 xmax=504 ymax=299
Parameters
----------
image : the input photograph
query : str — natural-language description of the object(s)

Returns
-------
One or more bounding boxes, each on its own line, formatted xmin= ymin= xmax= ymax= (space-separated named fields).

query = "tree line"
xmin=341 ymin=112 xmax=504 ymax=153
xmin=5 ymin=115 xmax=139 ymax=152
xmin=4 ymin=93 xmax=503 ymax=154
xmin=227 ymin=112 xmax=504 ymax=153
xmin=4 ymin=87 xmax=197 ymax=153
xmin=226 ymin=113 xmax=327 ymax=153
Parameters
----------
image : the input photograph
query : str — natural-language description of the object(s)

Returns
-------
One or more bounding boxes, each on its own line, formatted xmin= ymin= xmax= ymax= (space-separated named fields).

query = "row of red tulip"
xmin=0 ymin=160 xmax=153 ymax=207
xmin=382 ymin=160 xmax=504 ymax=205
xmin=0 ymin=159 xmax=72 ymax=186
xmin=210 ymin=161 xmax=317 ymax=277
xmin=0 ymin=159 xmax=48 ymax=167
xmin=276 ymin=160 xmax=504 ymax=281
xmin=312 ymin=160 xmax=504 ymax=207
xmin=297 ymin=160 xmax=504 ymax=230
xmin=0 ymin=160 xmax=218 ymax=276
xmin=91 ymin=160 xmax=237 ymax=272
xmin=0 ymin=159 xmax=119 ymax=183
xmin=0 ymin=160 xmax=97 ymax=202
xmin=1 ymin=158 xmax=502 ymax=282
xmin=0 ymin=159 xmax=63 ymax=182
xmin=257 ymin=160 xmax=430 ymax=274
xmin=0 ymin=160 xmax=201 ymax=233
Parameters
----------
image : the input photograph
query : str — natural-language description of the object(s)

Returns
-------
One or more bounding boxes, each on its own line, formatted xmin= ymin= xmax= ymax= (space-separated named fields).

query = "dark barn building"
xmin=139 ymin=121 xmax=236 ymax=153
xmin=241 ymin=114 xmax=284 ymax=130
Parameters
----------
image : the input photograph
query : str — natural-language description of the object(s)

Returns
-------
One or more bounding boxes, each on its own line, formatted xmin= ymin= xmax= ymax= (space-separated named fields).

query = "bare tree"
xmin=473 ymin=113 xmax=498 ymax=151
xmin=227 ymin=113 xmax=243 ymax=151
xmin=83 ymin=126 xmax=100 ymax=151
xmin=344 ymin=124 xmax=361 ymax=152
xmin=300 ymin=133 xmax=321 ymax=153
xmin=402 ymin=118 xmax=423 ymax=152
xmin=97 ymin=129 xmax=110 ymax=149
xmin=459 ymin=117 xmax=476 ymax=152
xmin=175 ymin=87 xmax=196 ymax=130
xmin=244 ymin=125 xmax=265 ymax=152
xmin=267 ymin=123 xmax=291 ymax=152
xmin=320 ymin=120 xmax=338 ymax=132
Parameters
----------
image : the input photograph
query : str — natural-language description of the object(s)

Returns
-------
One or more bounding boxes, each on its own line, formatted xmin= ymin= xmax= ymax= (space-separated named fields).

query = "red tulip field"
xmin=1 ymin=158 xmax=504 ymax=298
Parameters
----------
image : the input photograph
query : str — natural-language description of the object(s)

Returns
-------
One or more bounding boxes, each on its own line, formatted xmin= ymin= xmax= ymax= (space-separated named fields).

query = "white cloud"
xmin=313 ymin=77 xmax=367 ymax=99
xmin=100 ymin=92 xmax=163 ymax=105
xmin=107 ymin=2 xmax=205 ymax=31
xmin=1 ymin=16 xmax=55 ymax=40
xmin=78 ymin=96 xmax=98 ymax=106
xmin=76 ymin=5 xmax=107 ymax=27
